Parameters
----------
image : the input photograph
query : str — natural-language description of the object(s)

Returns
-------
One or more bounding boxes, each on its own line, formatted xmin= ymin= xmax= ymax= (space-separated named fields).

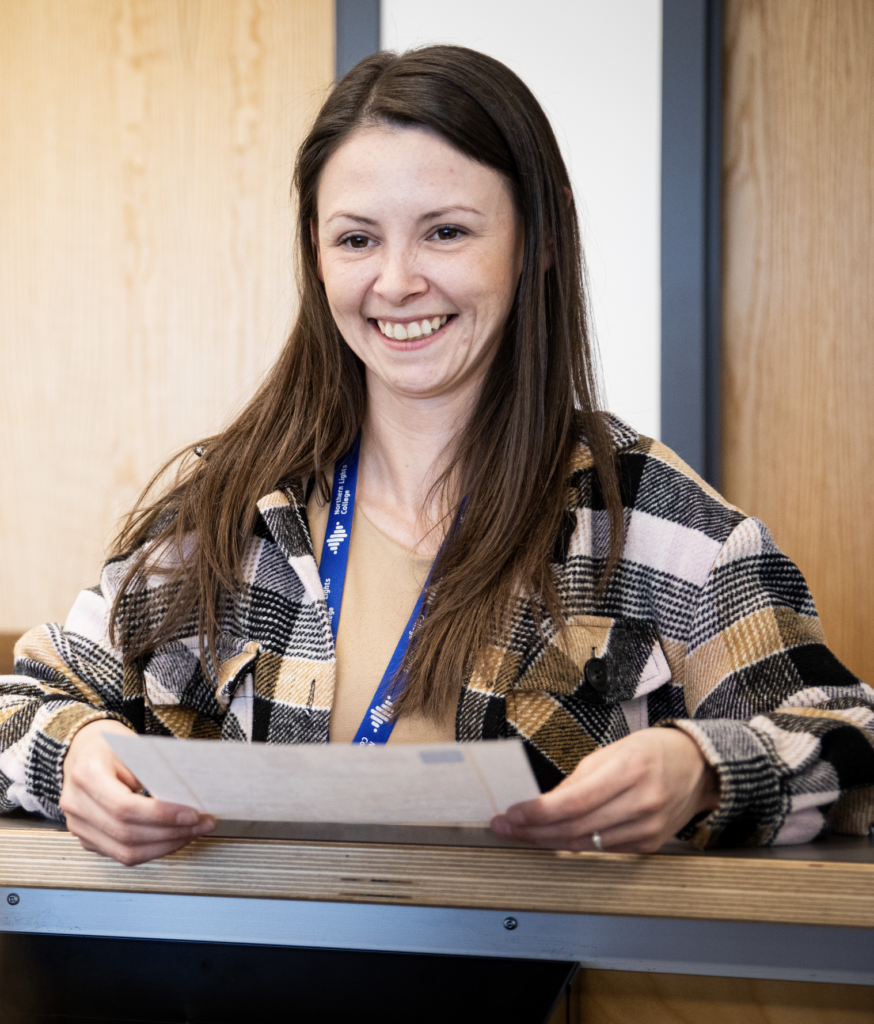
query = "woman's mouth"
xmin=373 ymin=315 xmax=453 ymax=341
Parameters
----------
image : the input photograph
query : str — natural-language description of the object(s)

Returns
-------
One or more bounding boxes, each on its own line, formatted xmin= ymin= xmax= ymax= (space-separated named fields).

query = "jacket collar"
xmin=602 ymin=412 xmax=639 ymax=451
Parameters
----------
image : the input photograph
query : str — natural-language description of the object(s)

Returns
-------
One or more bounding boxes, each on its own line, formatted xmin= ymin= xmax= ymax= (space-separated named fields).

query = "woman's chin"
xmin=368 ymin=368 xmax=472 ymax=405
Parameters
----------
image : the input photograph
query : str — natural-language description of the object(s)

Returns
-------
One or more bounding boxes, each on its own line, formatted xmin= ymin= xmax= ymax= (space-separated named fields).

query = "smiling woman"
xmin=316 ymin=124 xmax=523 ymax=412
xmin=312 ymin=123 xmax=526 ymax=744
xmin=0 ymin=46 xmax=872 ymax=866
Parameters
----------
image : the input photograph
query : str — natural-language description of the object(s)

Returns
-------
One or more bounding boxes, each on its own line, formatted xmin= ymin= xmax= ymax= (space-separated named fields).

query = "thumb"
xmin=105 ymin=748 xmax=145 ymax=794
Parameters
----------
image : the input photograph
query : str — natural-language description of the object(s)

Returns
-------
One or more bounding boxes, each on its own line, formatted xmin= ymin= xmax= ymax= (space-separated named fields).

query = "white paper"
xmin=104 ymin=734 xmax=541 ymax=825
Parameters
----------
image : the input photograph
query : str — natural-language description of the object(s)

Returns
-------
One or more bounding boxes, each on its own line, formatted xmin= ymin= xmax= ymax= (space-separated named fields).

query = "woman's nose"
xmin=373 ymin=247 xmax=428 ymax=305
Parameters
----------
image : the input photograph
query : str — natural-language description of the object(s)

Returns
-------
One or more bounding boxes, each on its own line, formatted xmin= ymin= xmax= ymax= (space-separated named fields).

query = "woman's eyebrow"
xmin=324 ymin=205 xmax=484 ymax=227
xmin=420 ymin=206 xmax=484 ymax=220
xmin=324 ymin=213 xmax=377 ymax=226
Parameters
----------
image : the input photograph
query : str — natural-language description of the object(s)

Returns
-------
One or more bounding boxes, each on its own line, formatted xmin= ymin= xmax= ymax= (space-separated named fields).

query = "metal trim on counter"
xmin=1 ymin=887 xmax=872 ymax=987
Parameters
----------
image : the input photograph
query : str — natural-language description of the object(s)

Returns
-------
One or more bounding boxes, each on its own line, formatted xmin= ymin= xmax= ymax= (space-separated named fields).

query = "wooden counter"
xmin=1 ymin=816 xmax=873 ymax=1021
xmin=0 ymin=817 xmax=872 ymax=929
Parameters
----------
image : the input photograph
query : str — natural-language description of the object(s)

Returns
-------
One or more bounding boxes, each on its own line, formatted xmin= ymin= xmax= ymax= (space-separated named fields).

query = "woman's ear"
xmin=310 ymin=220 xmax=324 ymax=281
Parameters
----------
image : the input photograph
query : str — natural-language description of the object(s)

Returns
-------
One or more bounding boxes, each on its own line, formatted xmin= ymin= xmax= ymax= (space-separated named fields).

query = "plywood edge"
xmin=0 ymin=828 xmax=872 ymax=928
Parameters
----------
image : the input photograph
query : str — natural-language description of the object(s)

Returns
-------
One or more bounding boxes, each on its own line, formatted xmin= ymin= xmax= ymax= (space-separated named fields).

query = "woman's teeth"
xmin=377 ymin=315 xmax=448 ymax=340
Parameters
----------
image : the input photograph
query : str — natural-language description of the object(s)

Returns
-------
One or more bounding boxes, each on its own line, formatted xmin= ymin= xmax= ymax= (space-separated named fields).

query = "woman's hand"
xmin=491 ymin=727 xmax=720 ymax=853
xmin=60 ymin=720 xmax=216 ymax=866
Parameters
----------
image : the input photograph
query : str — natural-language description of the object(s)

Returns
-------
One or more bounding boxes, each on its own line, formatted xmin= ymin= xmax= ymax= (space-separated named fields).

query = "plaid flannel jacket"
xmin=2 ymin=416 xmax=873 ymax=847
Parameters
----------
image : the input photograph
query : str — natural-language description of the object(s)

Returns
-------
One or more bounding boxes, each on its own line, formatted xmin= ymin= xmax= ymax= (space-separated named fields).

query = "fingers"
xmin=63 ymin=789 xmax=215 ymax=864
xmin=494 ymin=807 xmax=674 ymax=854
xmin=71 ymin=768 xmax=209 ymax=831
xmin=63 ymin=744 xmax=215 ymax=830
xmin=68 ymin=811 xmax=197 ymax=867
xmin=495 ymin=779 xmax=655 ymax=842
xmin=505 ymin=739 xmax=659 ymax=832
xmin=64 ymin=801 xmax=215 ymax=865
xmin=494 ymin=751 xmax=643 ymax=836
xmin=491 ymin=729 xmax=716 ymax=854
xmin=64 ymin=782 xmax=214 ymax=847
xmin=505 ymin=770 xmax=634 ymax=831
xmin=60 ymin=721 xmax=216 ymax=865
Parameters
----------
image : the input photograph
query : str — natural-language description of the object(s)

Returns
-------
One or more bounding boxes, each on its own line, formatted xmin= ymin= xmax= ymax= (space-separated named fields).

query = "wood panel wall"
xmin=721 ymin=0 xmax=874 ymax=681
xmin=0 ymin=635 xmax=13 ymax=676
xmin=547 ymin=970 xmax=874 ymax=1024
xmin=0 ymin=0 xmax=334 ymax=633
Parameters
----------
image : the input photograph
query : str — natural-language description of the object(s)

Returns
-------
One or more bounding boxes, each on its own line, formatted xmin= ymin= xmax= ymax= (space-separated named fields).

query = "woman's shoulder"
xmin=572 ymin=413 xmax=748 ymax=551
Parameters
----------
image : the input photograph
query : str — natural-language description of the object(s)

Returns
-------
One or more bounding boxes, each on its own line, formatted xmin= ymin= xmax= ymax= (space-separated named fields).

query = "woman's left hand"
xmin=491 ymin=727 xmax=720 ymax=853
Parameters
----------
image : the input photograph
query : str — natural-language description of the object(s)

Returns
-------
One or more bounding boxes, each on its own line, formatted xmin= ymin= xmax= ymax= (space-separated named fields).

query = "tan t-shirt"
xmin=308 ymin=481 xmax=456 ymax=745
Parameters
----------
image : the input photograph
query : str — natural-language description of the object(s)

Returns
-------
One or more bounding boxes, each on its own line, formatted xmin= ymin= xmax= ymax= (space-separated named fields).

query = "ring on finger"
xmin=591 ymin=830 xmax=604 ymax=852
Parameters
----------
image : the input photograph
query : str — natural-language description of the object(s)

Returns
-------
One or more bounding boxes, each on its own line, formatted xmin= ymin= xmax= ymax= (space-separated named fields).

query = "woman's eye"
xmin=433 ymin=226 xmax=461 ymax=241
xmin=343 ymin=235 xmax=371 ymax=249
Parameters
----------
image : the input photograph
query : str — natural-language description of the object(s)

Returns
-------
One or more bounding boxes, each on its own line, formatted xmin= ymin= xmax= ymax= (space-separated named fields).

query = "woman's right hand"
xmin=60 ymin=719 xmax=216 ymax=866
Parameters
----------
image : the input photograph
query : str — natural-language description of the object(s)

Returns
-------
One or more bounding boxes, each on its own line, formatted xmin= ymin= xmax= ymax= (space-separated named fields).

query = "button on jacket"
xmin=2 ymin=417 xmax=872 ymax=848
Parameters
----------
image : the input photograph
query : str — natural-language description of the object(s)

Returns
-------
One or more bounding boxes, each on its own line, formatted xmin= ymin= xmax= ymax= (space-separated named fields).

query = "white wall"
xmin=382 ymin=0 xmax=662 ymax=438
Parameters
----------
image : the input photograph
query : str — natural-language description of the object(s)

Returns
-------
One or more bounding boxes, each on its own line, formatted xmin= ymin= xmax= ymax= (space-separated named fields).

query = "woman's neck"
xmin=356 ymin=378 xmax=472 ymax=555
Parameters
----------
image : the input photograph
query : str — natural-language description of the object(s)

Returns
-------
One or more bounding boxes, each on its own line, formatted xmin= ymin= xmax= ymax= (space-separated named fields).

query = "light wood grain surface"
xmin=0 ymin=825 xmax=872 ymax=928
xmin=549 ymin=969 xmax=874 ymax=1024
xmin=721 ymin=1 xmax=874 ymax=682
xmin=0 ymin=634 xmax=14 ymax=676
xmin=0 ymin=0 xmax=334 ymax=632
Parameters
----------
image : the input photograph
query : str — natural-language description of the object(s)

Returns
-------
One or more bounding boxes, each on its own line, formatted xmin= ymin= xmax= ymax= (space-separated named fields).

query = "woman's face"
xmin=315 ymin=125 xmax=524 ymax=407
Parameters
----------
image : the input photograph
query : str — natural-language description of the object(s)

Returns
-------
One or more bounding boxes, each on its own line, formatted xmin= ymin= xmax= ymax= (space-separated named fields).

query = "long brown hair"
xmin=109 ymin=46 xmax=624 ymax=719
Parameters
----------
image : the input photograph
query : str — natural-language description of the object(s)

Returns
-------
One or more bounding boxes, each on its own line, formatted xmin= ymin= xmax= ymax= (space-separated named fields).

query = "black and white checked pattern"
xmin=0 ymin=417 xmax=872 ymax=848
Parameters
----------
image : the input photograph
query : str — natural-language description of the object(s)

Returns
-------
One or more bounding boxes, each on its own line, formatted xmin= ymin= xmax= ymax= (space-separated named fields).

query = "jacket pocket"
xmin=515 ymin=615 xmax=671 ymax=705
xmin=142 ymin=633 xmax=260 ymax=710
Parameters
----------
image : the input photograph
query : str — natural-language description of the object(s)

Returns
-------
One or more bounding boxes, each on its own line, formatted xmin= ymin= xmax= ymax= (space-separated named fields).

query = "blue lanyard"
xmin=317 ymin=435 xmax=430 ymax=745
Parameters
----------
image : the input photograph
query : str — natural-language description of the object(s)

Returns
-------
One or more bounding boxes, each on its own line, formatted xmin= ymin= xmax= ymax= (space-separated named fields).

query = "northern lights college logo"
xmin=369 ymin=695 xmax=393 ymax=733
xmin=326 ymin=521 xmax=348 ymax=554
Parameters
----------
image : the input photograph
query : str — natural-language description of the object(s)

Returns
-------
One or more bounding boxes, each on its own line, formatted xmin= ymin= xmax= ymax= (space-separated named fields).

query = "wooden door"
xmin=722 ymin=0 xmax=874 ymax=681
xmin=0 ymin=0 xmax=334 ymax=641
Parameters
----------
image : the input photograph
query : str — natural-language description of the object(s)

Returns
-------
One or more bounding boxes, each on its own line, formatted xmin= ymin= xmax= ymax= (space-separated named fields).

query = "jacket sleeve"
xmin=665 ymin=517 xmax=874 ymax=848
xmin=0 ymin=584 xmax=132 ymax=819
